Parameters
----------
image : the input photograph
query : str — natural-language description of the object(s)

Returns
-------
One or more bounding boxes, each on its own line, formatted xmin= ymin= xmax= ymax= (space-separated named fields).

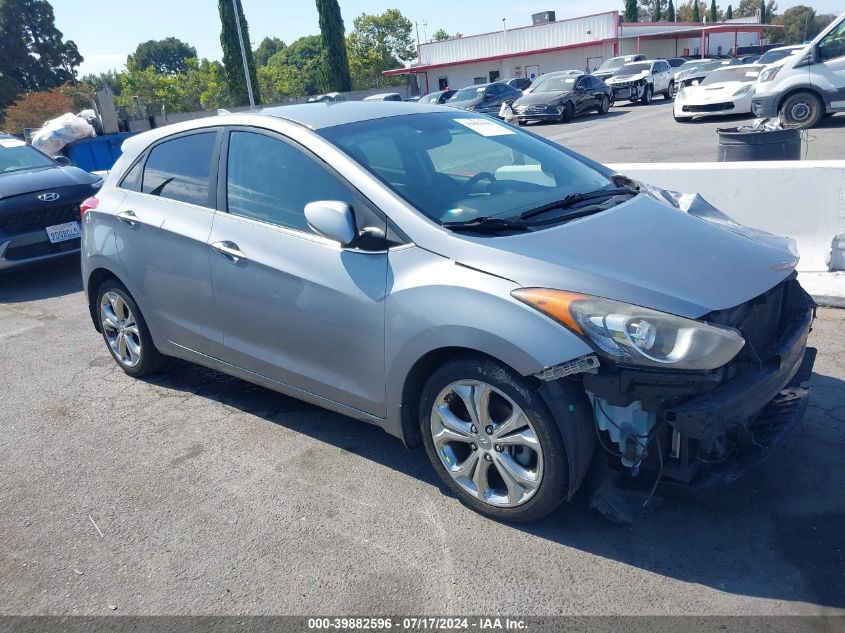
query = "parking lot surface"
xmin=529 ymin=99 xmax=845 ymax=164
xmin=1 ymin=263 xmax=844 ymax=616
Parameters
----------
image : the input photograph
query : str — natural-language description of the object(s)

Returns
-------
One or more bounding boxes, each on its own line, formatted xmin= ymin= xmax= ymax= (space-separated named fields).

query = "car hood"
xmin=607 ymin=72 xmax=648 ymax=84
xmin=0 ymin=166 xmax=99 ymax=200
xmin=593 ymin=71 xmax=615 ymax=80
xmin=515 ymin=91 xmax=572 ymax=105
xmin=682 ymin=82 xmax=752 ymax=102
xmin=445 ymin=194 xmax=797 ymax=318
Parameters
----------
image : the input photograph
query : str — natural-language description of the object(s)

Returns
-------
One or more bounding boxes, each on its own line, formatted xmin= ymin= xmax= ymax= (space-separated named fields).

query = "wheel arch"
xmin=86 ymin=267 xmax=122 ymax=331
xmin=776 ymin=85 xmax=828 ymax=115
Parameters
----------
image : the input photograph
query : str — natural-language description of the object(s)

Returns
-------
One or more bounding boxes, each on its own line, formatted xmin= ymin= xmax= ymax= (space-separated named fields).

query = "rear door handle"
xmin=117 ymin=210 xmax=138 ymax=227
xmin=211 ymin=240 xmax=247 ymax=262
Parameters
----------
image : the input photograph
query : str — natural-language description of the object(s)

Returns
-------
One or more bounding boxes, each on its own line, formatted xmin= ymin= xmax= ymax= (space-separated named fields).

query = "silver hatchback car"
xmin=81 ymin=102 xmax=815 ymax=523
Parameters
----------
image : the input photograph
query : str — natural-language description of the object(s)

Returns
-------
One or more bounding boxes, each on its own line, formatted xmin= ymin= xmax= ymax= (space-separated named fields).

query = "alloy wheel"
xmin=100 ymin=291 xmax=142 ymax=368
xmin=429 ymin=380 xmax=544 ymax=507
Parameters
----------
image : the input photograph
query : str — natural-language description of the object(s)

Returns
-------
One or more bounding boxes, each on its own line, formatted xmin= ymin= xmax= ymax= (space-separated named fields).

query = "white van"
xmin=751 ymin=10 xmax=845 ymax=128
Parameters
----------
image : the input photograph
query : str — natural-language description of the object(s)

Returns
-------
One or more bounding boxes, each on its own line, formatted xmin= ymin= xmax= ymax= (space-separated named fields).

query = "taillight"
xmin=80 ymin=196 xmax=99 ymax=220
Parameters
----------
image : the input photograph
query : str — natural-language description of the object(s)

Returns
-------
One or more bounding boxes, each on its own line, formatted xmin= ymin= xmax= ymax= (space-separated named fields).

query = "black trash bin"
xmin=717 ymin=126 xmax=801 ymax=161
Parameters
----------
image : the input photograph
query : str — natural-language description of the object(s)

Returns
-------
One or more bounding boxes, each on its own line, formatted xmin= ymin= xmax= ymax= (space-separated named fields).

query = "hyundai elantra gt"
xmin=81 ymin=102 xmax=815 ymax=522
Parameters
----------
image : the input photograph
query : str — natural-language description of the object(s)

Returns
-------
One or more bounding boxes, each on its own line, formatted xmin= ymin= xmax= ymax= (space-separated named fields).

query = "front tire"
xmin=420 ymin=357 xmax=569 ymax=522
xmin=664 ymin=82 xmax=674 ymax=100
xmin=779 ymin=91 xmax=823 ymax=129
xmin=641 ymin=83 xmax=653 ymax=105
xmin=558 ymin=102 xmax=574 ymax=123
xmin=97 ymin=280 xmax=164 ymax=377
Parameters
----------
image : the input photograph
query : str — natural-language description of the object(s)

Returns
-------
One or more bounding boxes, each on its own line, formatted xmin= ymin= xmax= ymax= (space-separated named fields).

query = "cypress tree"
xmin=218 ymin=0 xmax=261 ymax=105
xmin=667 ymin=0 xmax=676 ymax=21
xmin=726 ymin=4 xmax=733 ymax=19
xmin=692 ymin=1 xmax=701 ymax=21
xmin=653 ymin=0 xmax=662 ymax=21
xmin=759 ymin=0 xmax=766 ymax=23
xmin=316 ymin=0 xmax=352 ymax=92
xmin=623 ymin=0 xmax=638 ymax=23
xmin=710 ymin=0 xmax=718 ymax=22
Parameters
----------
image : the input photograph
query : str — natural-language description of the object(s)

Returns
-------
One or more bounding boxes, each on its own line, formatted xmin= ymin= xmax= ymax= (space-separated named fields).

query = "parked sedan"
xmin=675 ymin=59 xmax=741 ymax=92
xmin=417 ymin=89 xmax=457 ymax=104
xmin=445 ymin=82 xmax=523 ymax=116
xmin=81 ymin=102 xmax=815 ymax=524
xmin=512 ymin=72 xmax=612 ymax=123
xmin=674 ymin=65 xmax=763 ymax=121
xmin=0 ymin=135 xmax=102 ymax=271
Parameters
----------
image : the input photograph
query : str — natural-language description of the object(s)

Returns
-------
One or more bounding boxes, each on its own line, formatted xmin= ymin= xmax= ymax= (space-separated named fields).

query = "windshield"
xmin=448 ymin=87 xmax=485 ymax=102
xmin=758 ymin=47 xmax=802 ymax=65
xmin=0 ymin=139 xmax=55 ymax=174
xmin=421 ymin=91 xmax=444 ymax=103
xmin=319 ymin=112 xmax=612 ymax=225
xmin=701 ymin=67 xmax=760 ymax=85
xmin=598 ymin=57 xmax=629 ymax=71
xmin=615 ymin=62 xmax=651 ymax=75
xmin=529 ymin=75 xmax=578 ymax=93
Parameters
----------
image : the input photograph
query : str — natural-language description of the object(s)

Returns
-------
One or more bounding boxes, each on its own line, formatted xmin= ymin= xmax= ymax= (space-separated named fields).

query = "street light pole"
xmin=231 ymin=0 xmax=255 ymax=108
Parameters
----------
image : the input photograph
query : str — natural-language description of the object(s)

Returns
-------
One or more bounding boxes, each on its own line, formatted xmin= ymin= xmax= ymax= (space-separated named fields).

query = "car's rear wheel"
xmin=597 ymin=95 xmax=610 ymax=114
xmin=97 ymin=280 xmax=164 ymax=377
xmin=779 ymin=91 xmax=823 ymax=129
xmin=420 ymin=357 xmax=569 ymax=522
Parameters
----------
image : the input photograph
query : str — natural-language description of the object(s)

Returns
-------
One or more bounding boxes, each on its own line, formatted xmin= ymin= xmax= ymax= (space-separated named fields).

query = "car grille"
xmin=4 ymin=238 xmax=80 ymax=261
xmin=515 ymin=104 xmax=552 ymax=114
xmin=0 ymin=203 xmax=80 ymax=234
xmin=682 ymin=102 xmax=735 ymax=112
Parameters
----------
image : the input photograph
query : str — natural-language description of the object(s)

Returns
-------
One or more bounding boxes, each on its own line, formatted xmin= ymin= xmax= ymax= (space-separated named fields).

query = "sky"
xmin=53 ymin=0 xmax=844 ymax=76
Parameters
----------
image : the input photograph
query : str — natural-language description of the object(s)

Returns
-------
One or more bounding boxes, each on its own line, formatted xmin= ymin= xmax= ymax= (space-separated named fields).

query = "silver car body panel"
xmin=83 ymin=103 xmax=797 ymax=441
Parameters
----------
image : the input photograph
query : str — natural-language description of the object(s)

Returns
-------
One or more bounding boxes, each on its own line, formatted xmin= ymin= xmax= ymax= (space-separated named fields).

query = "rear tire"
xmin=96 ymin=280 xmax=164 ymax=378
xmin=779 ymin=91 xmax=823 ymax=129
xmin=419 ymin=356 xmax=570 ymax=523
xmin=597 ymin=95 xmax=610 ymax=114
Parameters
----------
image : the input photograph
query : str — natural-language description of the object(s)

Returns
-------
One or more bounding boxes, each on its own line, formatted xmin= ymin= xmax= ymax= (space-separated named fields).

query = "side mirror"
xmin=304 ymin=200 xmax=358 ymax=245
xmin=54 ymin=155 xmax=71 ymax=167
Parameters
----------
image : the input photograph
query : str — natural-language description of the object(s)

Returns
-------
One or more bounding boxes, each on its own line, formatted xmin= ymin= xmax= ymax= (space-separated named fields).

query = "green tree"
xmin=128 ymin=38 xmax=196 ymax=75
xmin=81 ymin=70 xmax=123 ymax=96
xmin=667 ymin=0 xmax=676 ymax=21
xmin=316 ymin=0 xmax=352 ymax=92
xmin=692 ymin=0 xmax=701 ymax=21
xmin=710 ymin=0 xmax=718 ymax=22
xmin=218 ymin=0 xmax=261 ymax=105
xmin=254 ymin=37 xmax=286 ymax=67
xmin=0 ymin=0 xmax=83 ymax=111
xmin=733 ymin=0 xmax=776 ymax=20
xmin=624 ymin=0 xmax=639 ymax=22
xmin=759 ymin=0 xmax=766 ymax=22
xmin=432 ymin=28 xmax=450 ymax=41
xmin=726 ymin=4 xmax=733 ymax=19
xmin=1 ymin=87 xmax=71 ymax=134
xmin=349 ymin=9 xmax=416 ymax=64
xmin=258 ymin=35 xmax=324 ymax=100
xmin=772 ymin=6 xmax=834 ymax=44
xmin=653 ymin=0 xmax=662 ymax=21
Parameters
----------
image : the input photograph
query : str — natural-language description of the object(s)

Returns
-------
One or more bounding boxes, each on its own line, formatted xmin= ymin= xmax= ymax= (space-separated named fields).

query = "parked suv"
xmin=752 ymin=10 xmax=845 ymax=128
xmin=81 ymin=103 xmax=815 ymax=523
xmin=605 ymin=59 xmax=674 ymax=104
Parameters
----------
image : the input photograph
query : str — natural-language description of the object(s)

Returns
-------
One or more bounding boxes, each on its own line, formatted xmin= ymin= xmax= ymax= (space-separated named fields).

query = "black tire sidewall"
xmin=96 ymin=280 xmax=162 ymax=377
xmin=642 ymin=84 xmax=653 ymax=104
xmin=780 ymin=92 xmax=822 ymax=129
xmin=419 ymin=357 xmax=570 ymax=523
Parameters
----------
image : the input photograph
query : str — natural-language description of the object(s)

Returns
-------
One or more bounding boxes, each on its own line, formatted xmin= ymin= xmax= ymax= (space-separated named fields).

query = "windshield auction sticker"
xmin=454 ymin=118 xmax=515 ymax=136
xmin=0 ymin=138 xmax=26 ymax=148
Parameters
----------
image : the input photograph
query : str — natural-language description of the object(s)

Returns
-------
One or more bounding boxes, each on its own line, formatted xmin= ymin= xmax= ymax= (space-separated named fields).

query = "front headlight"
xmin=732 ymin=84 xmax=753 ymax=97
xmin=759 ymin=66 xmax=782 ymax=82
xmin=512 ymin=289 xmax=745 ymax=371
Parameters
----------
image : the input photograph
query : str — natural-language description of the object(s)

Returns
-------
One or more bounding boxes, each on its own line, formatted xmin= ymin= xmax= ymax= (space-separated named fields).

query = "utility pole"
xmin=231 ymin=0 xmax=255 ymax=108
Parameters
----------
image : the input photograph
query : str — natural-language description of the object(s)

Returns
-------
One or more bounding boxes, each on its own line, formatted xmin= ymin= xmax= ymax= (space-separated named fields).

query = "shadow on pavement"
xmin=0 ymin=256 xmax=82 ymax=303
xmin=144 ymin=358 xmax=845 ymax=610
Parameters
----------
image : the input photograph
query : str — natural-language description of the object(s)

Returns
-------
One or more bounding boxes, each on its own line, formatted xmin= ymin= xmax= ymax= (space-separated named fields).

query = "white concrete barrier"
xmin=609 ymin=160 xmax=845 ymax=302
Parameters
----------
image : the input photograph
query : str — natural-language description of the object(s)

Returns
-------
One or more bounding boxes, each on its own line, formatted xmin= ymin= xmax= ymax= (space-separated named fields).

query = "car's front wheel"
xmin=779 ymin=91 xmax=823 ymax=129
xmin=97 ymin=280 xmax=164 ymax=377
xmin=420 ymin=357 xmax=569 ymax=522
xmin=641 ymin=83 xmax=653 ymax=104
xmin=664 ymin=81 xmax=674 ymax=100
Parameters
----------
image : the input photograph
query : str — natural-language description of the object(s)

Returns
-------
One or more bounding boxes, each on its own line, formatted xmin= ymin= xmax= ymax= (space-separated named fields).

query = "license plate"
xmin=45 ymin=221 xmax=81 ymax=244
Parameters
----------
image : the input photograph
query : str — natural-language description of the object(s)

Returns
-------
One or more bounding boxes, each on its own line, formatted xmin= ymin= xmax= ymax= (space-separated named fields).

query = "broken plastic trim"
xmin=534 ymin=354 xmax=600 ymax=382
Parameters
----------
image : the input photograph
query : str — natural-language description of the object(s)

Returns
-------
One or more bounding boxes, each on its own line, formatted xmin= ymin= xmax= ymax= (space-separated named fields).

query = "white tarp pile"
xmin=31 ymin=112 xmax=96 ymax=156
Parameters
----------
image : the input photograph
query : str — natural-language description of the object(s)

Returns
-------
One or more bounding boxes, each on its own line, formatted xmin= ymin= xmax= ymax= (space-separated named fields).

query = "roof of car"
xmin=261 ymin=101 xmax=451 ymax=129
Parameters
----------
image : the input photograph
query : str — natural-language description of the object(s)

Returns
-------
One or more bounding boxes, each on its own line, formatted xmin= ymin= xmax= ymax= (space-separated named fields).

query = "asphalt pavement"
xmin=1 ymin=262 xmax=844 ymax=616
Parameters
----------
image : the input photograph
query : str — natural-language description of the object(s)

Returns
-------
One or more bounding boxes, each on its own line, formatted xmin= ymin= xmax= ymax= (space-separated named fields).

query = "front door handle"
xmin=117 ymin=210 xmax=138 ymax=227
xmin=212 ymin=240 xmax=247 ymax=262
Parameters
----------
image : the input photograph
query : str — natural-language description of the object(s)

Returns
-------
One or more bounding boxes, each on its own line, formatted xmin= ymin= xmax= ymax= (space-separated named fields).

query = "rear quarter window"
xmin=141 ymin=132 xmax=217 ymax=207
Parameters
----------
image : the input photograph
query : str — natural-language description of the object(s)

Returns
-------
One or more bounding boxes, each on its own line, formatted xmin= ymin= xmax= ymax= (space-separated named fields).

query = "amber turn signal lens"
xmin=511 ymin=288 xmax=589 ymax=334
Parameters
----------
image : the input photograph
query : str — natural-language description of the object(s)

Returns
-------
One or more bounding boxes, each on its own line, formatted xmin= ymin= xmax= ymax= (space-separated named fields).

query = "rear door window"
xmin=142 ymin=132 xmax=217 ymax=207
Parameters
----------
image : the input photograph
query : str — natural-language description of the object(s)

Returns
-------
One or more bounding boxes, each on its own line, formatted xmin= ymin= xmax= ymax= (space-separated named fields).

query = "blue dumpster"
xmin=62 ymin=132 xmax=138 ymax=172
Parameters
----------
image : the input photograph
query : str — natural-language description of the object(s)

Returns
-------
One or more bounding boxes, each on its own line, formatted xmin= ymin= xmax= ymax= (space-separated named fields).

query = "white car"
xmin=674 ymin=65 xmax=763 ymax=121
xmin=755 ymin=45 xmax=807 ymax=67
xmin=605 ymin=59 xmax=674 ymax=104
xmin=363 ymin=93 xmax=403 ymax=102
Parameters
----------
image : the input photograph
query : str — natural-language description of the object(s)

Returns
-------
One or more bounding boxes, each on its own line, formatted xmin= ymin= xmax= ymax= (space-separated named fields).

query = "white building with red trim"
xmin=385 ymin=11 xmax=776 ymax=95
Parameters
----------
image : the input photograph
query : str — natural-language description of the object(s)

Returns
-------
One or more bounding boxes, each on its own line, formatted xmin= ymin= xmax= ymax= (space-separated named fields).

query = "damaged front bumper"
xmin=581 ymin=279 xmax=816 ymax=498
